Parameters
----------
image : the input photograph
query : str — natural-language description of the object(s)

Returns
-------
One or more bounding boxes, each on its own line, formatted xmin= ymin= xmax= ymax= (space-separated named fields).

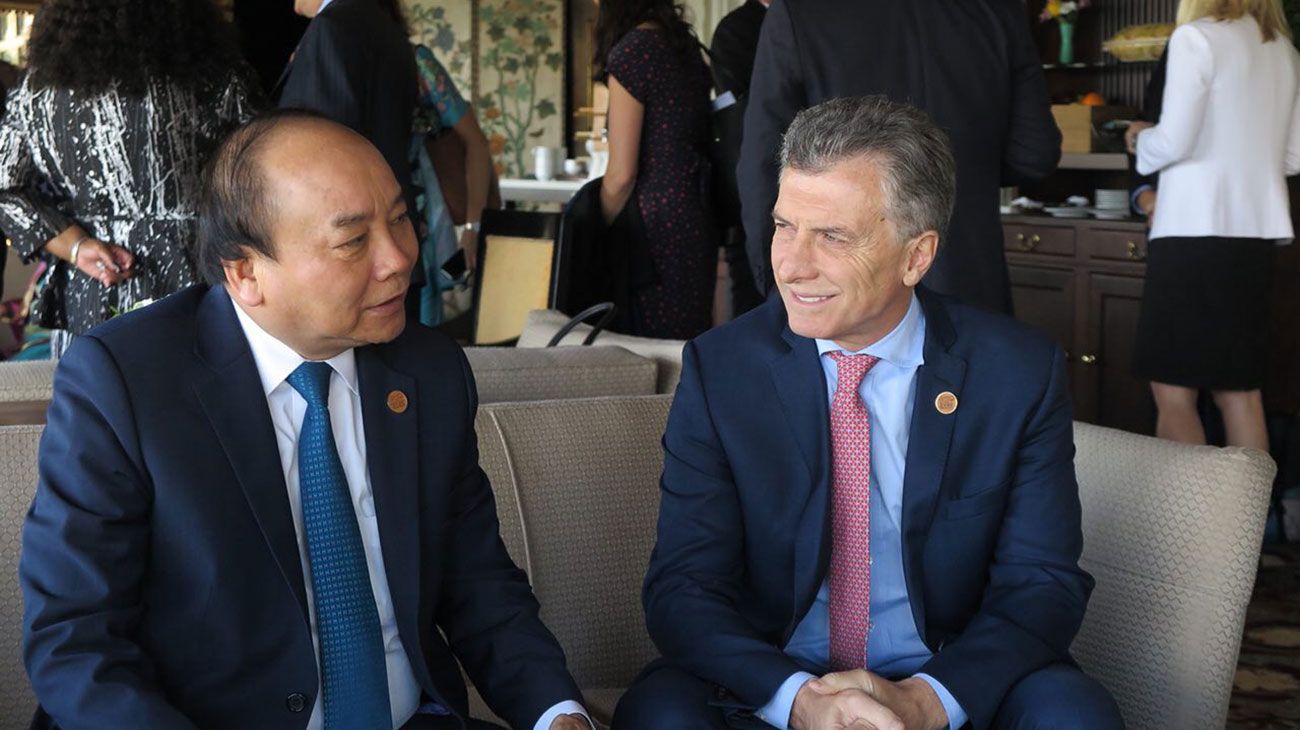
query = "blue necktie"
xmin=287 ymin=362 xmax=392 ymax=729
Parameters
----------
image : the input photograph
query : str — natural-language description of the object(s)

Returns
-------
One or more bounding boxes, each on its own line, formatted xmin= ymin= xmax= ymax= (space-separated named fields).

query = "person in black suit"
xmin=279 ymin=0 xmax=423 ymax=316
xmin=1128 ymin=47 xmax=1168 ymax=222
xmin=280 ymin=0 xmax=417 ymax=203
xmin=738 ymin=0 xmax=1062 ymax=314
xmin=709 ymin=0 xmax=768 ymax=318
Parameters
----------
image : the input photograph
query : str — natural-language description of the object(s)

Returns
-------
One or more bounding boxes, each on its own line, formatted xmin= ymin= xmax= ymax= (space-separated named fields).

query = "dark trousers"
xmin=401 ymin=714 xmax=505 ymax=729
xmin=612 ymin=663 xmax=1124 ymax=730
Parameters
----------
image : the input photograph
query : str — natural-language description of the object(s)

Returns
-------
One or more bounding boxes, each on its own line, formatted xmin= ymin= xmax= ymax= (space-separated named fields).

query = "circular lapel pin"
xmin=387 ymin=390 xmax=408 ymax=414
xmin=935 ymin=391 xmax=958 ymax=415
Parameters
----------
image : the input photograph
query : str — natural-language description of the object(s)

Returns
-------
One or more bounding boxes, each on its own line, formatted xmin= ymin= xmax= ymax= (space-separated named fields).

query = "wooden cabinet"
xmin=1004 ymin=216 xmax=1155 ymax=434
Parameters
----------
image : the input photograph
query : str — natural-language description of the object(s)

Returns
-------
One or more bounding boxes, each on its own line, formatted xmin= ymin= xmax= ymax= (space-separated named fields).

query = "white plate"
xmin=1090 ymin=208 xmax=1131 ymax=220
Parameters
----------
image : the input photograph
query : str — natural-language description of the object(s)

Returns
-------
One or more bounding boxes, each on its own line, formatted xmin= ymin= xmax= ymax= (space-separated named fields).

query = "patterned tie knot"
xmin=286 ymin=361 xmax=333 ymax=409
xmin=828 ymin=351 xmax=880 ymax=397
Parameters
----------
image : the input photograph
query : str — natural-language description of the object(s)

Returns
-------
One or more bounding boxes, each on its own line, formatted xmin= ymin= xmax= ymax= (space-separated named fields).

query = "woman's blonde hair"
xmin=1176 ymin=0 xmax=1293 ymax=41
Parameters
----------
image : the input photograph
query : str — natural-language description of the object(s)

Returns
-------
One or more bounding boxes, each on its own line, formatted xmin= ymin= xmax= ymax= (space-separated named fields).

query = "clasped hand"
xmin=549 ymin=713 xmax=592 ymax=729
xmin=790 ymin=670 xmax=946 ymax=730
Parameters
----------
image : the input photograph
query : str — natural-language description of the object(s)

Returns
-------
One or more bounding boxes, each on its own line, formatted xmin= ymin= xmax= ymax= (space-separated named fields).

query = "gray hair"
xmin=779 ymin=95 xmax=956 ymax=243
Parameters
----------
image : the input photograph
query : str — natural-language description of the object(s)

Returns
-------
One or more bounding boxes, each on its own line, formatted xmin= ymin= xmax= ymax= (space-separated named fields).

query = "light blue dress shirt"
xmin=755 ymin=294 xmax=968 ymax=730
xmin=317 ymin=0 xmax=336 ymax=11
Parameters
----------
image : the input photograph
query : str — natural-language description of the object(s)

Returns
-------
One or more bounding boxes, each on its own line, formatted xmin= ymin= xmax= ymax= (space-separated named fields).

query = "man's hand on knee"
xmin=790 ymin=673 xmax=903 ymax=730
xmin=797 ymin=669 xmax=947 ymax=730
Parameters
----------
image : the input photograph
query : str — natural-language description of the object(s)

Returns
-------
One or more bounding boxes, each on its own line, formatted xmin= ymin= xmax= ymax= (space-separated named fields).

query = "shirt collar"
xmin=815 ymin=292 xmax=926 ymax=368
xmin=318 ymin=0 xmax=336 ymax=11
xmin=232 ymin=300 xmax=359 ymax=399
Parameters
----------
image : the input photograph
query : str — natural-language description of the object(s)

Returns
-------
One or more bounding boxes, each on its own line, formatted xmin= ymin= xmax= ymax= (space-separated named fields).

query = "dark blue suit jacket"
xmin=21 ymin=286 xmax=580 ymax=729
xmin=643 ymin=289 xmax=1092 ymax=729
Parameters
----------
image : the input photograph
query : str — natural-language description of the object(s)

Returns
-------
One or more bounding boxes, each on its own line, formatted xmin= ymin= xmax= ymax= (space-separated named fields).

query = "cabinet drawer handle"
xmin=1020 ymin=233 xmax=1039 ymax=252
xmin=1080 ymin=354 xmax=1097 ymax=365
xmin=1126 ymin=241 xmax=1143 ymax=260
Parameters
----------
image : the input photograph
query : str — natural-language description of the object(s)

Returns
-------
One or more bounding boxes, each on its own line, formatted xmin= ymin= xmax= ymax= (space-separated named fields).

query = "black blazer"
xmin=560 ymin=177 xmax=655 ymax=332
xmin=22 ymin=286 xmax=583 ymax=729
xmin=278 ymin=0 xmax=418 ymax=205
xmin=1128 ymin=47 xmax=1169 ymax=205
xmin=709 ymin=0 xmax=767 ymax=98
xmin=738 ymin=0 xmax=1061 ymax=314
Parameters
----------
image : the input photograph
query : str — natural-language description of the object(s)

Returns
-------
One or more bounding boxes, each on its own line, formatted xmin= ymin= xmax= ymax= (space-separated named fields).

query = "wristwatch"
xmin=464 ymin=221 xmax=481 ymax=233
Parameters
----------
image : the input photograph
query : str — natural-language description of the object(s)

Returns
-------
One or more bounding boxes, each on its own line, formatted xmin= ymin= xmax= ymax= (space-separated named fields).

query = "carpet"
xmin=1228 ymin=543 xmax=1300 ymax=728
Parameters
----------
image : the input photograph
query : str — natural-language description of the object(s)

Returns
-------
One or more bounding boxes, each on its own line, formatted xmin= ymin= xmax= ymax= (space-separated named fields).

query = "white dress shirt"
xmin=1136 ymin=15 xmax=1300 ymax=241
xmin=233 ymin=304 xmax=590 ymax=730
xmin=234 ymin=304 xmax=421 ymax=730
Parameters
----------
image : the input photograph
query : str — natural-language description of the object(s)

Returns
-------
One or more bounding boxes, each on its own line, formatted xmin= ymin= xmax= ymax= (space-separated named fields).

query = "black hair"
xmin=26 ymin=0 xmax=245 ymax=97
xmin=592 ymin=0 xmax=698 ymax=82
xmin=196 ymin=108 xmax=335 ymax=286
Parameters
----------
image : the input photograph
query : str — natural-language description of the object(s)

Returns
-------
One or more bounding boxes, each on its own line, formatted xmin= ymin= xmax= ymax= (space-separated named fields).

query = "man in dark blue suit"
xmin=20 ymin=111 xmax=591 ymax=730
xmin=614 ymin=97 xmax=1122 ymax=729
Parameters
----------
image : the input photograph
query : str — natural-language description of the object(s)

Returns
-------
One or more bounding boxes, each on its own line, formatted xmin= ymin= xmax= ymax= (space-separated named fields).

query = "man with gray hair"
xmin=614 ymin=97 xmax=1120 ymax=730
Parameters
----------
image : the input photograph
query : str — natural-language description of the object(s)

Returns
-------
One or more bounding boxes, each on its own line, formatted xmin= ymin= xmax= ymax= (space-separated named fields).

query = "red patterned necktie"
xmin=827 ymin=351 xmax=880 ymax=672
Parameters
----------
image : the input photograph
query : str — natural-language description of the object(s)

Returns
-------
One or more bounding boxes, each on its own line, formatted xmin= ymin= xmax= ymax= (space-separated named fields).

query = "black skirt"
xmin=1132 ymin=236 xmax=1277 ymax=390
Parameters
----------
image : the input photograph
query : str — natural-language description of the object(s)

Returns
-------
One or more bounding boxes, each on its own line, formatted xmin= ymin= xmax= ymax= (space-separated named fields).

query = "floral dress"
xmin=410 ymin=45 xmax=471 ymax=325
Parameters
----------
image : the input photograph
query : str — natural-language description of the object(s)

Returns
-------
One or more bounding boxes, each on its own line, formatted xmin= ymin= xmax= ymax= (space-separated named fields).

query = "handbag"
xmin=546 ymin=302 xmax=619 ymax=347
xmin=424 ymin=129 xmax=502 ymax=226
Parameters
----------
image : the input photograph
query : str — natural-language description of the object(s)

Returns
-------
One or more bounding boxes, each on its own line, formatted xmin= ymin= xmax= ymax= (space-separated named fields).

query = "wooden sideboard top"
xmin=1002 ymin=213 xmax=1148 ymax=232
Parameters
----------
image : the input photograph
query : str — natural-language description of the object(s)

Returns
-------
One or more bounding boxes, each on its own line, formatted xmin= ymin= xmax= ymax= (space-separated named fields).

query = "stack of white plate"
xmin=1092 ymin=189 xmax=1130 ymax=219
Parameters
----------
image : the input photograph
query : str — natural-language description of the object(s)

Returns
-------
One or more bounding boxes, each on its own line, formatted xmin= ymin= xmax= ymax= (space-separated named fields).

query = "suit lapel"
xmin=191 ymin=287 xmax=309 ymax=621
xmin=355 ymin=346 xmax=426 ymax=679
xmin=768 ymin=323 xmax=834 ymax=635
xmin=900 ymin=290 xmax=966 ymax=643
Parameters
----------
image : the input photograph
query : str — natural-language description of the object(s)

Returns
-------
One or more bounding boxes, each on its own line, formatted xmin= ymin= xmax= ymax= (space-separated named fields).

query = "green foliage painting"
xmin=405 ymin=3 xmax=472 ymax=83
xmin=478 ymin=0 xmax=565 ymax=176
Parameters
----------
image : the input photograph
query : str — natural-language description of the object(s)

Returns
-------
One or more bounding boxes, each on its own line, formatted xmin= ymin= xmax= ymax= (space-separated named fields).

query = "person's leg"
xmin=1212 ymin=389 xmax=1270 ymax=452
xmin=612 ymin=663 xmax=731 ymax=730
xmin=1150 ymin=381 xmax=1207 ymax=444
xmin=403 ymin=714 xmax=505 ymax=729
xmin=991 ymin=664 xmax=1123 ymax=730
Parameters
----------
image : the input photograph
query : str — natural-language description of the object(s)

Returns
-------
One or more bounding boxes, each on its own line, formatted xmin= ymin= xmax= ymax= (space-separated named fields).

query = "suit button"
xmin=286 ymin=693 xmax=307 ymax=713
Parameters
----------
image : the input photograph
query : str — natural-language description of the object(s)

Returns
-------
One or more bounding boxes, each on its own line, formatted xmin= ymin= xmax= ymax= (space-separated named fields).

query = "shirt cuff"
xmin=1131 ymin=184 xmax=1154 ymax=215
xmin=533 ymin=700 xmax=593 ymax=730
xmin=755 ymin=671 xmax=816 ymax=729
xmin=914 ymin=673 xmax=967 ymax=730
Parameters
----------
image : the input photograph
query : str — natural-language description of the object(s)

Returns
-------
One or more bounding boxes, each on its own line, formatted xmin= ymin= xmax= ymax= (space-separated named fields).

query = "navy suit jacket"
xmin=21 ymin=285 xmax=580 ymax=729
xmin=643 ymin=289 xmax=1093 ymax=729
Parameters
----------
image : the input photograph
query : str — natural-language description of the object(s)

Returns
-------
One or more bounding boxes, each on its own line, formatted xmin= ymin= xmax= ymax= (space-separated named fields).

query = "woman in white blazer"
xmin=1126 ymin=0 xmax=1299 ymax=450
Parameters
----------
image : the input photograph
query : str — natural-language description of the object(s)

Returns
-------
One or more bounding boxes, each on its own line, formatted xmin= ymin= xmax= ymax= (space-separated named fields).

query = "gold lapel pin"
xmin=387 ymin=390 xmax=409 ymax=414
xmin=935 ymin=391 xmax=958 ymax=415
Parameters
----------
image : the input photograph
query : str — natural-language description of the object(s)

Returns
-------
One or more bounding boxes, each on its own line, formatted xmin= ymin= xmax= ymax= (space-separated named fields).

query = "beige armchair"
xmin=0 ymin=407 xmax=1277 ymax=730
xmin=517 ymin=309 xmax=685 ymax=394
xmin=1071 ymin=422 xmax=1275 ymax=729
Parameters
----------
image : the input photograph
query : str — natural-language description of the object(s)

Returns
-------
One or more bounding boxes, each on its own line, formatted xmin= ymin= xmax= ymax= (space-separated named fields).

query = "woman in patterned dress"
xmin=411 ymin=44 xmax=493 ymax=325
xmin=0 ymin=0 xmax=258 ymax=356
xmin=593 ymin=0 xmax=718 ymax=339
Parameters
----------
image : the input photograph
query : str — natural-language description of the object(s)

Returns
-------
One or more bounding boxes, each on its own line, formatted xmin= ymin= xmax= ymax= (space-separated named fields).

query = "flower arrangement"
xmin=1040 ymin=0 xmax=1090 ymax=24
xmin=1040 ymin=0 xmax=1092 ymax=65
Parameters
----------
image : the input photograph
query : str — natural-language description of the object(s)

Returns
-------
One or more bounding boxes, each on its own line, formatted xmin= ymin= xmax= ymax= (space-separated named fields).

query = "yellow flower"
xmin=1046 ymin=0 xmax=1061 ymax=17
